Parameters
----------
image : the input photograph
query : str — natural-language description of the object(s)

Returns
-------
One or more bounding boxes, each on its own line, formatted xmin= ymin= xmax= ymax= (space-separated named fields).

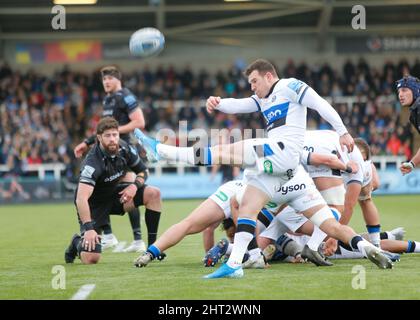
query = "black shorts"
xmin=76 ymin=184 xmax=146 ymax=233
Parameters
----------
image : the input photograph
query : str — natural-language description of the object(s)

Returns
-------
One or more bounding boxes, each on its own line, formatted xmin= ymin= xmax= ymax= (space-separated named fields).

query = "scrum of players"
xmin=132 ymin=59 xmax=420 ymax=278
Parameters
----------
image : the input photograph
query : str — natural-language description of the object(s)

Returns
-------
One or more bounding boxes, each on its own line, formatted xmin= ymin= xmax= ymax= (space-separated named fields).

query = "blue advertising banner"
xmin=375 ymin=169 xmax=420 ymax=195
xmin=148 ymin=173 xmax=222 ymax=199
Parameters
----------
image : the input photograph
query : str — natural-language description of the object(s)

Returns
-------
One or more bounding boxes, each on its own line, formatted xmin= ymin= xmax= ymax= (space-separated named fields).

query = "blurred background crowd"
xmin=1 ymin=57 xmax=418 ymax=181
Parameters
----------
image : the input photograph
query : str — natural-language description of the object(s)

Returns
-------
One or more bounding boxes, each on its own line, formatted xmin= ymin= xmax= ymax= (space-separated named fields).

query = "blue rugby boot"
xmin=203 ymin=262 xmax=244 ymax=279
xmin=133 ymin=128 xmax=160 ymax=161
xmin=203 ymin=238 xmax=229 ymax=267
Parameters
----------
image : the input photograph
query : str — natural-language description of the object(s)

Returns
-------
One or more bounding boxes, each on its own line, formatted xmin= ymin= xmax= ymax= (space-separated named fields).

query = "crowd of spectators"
xmin=0 ymin=57 xmax=419 ymax=184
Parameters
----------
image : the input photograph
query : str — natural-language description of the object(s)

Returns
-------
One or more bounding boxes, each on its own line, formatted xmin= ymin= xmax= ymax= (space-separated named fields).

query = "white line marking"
xmin=112 ymin=241 xmax=127 ymax=253
xmin=71 ymin=284 xmax=96 ymax=300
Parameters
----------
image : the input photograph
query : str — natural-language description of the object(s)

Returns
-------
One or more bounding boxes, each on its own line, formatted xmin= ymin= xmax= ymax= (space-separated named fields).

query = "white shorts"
xmin=209 ymin=180 xmax=245 ymax=219
xmin=259 ymin=165 xmax=326 ymax=212
xmin=320 ymin=185 xmax=346 ymax=206
xmin=260 ymin=206 xmax=308 ymax=240
xmin=242 ymin=138 xmax=300 ymax=177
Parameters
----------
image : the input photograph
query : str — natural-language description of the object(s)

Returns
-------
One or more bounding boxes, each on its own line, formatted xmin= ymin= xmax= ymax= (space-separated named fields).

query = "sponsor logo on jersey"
xmin=263 ymin=102 xmax=289 ymax=125
xmin=103 ymin=109 xmax=113 ymax=116
xmin=104 ymin=170 xmax=125 ymax=182
xmin=275 ymin=183 xmax=306 ymax=195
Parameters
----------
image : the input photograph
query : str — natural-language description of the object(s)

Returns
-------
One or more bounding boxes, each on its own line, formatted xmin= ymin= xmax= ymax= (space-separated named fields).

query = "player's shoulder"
xmin=81 ymin=145 xmax=104 ymax=169
xmin=119 ymin=88 xmax=138 ymax=106
xmin=278 ymin=77 xmax=308 ymax=94
xmin=120 ymin=87 xmax=134 ymax=96
xmin=118 ymin=140 xmax=138 ymax=158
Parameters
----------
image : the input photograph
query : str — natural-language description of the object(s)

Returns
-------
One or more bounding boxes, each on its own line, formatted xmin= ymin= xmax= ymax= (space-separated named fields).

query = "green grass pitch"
xmin=1 ymin=195 xmax=420 ymax=300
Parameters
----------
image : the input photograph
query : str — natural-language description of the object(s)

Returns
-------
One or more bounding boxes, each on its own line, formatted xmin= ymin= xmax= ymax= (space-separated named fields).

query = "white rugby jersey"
xmin=216 ymin=78 xmax=348 ymax=153
xmin=302 ymin=130 xmax=349 ymax=179
xmin=302 ymin=130 xmax=371 ymax=186
xmin=343 ymin=147 xmax=372 ymax=187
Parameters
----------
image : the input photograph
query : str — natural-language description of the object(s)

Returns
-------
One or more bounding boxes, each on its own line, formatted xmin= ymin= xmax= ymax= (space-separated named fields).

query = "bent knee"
xmin=80 ymin=253 xmax=101 ymax=264
xmin=145 ymin=186 xmax=161 ymax=201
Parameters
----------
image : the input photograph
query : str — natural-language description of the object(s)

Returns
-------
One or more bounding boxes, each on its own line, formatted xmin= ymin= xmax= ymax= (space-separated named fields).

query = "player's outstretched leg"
xmin=134 ymin=128 xmax=160 ymax=161
xmin=134 ymin=244 xmax=166 ymax=267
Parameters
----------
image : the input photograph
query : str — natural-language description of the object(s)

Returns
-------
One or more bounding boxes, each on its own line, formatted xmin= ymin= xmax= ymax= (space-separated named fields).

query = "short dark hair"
xmin=244 ymin=59 xmax=278 ymax=77
xmin=221 ymin=218 xmax=235 ymax=231
xmin=96 ymin=117 xmax=119 ymax=135
xmin=100 ymin=65 xmax=122 ymax=80
xmin=355 ymin=137 xmax=371 ymax=160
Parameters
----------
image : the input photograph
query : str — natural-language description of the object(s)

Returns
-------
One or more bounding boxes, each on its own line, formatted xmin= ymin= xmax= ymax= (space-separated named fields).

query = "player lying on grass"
xmin=133 ymin=180 xmax=269 ymax=269
xmin=209 ymin=205 xmax=416 ymax=267
xmin=135 ymin=166 xmax=394 ymax=272
xmin=257 ymin=205 xmax=409 ymax=263
xmin=64 ymin=117 xmax=162 ymax=264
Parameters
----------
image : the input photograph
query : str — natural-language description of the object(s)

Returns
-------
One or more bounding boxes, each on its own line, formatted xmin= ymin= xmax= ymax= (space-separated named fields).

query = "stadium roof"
xmin=1 ymin=0 xmax=420 ymax=50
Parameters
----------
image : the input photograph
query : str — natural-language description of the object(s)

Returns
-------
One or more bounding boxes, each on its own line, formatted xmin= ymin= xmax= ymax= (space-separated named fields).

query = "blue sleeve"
xmin=123 ymin=94 xmax=138 ymax=113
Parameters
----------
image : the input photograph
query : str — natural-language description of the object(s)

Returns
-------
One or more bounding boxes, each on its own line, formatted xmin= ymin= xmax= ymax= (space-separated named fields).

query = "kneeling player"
xmin=64 ymin=117 xmax=161 ymax=264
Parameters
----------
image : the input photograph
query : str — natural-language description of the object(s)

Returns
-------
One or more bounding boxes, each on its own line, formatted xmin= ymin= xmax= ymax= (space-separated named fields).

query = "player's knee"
xmin=147 ymin=186 xmax=161 ymax=200
xmin=310 ymin=206 xmax=336 ymax=229
xmin=80 ymin=253 xmax=101 ymax=264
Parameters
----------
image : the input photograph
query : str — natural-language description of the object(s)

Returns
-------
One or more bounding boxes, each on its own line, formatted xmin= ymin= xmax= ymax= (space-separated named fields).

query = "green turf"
xmin=0 ymin=195 xmax=420 ymax=300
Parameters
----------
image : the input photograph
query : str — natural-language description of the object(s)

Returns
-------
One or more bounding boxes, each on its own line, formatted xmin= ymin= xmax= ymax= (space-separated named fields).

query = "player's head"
xmin=96 ymin=117 xmax=120 ymax=154
xmin=100 ymin=65 xmax=122 ymax=93
xmin=396 ymin=75 xmax=420 ymax=107
xmin=221 ymin=218 xmax=236 ymax=242
xmin=244 ymin=59 xmax=279 ymax=98
xmin=354 ymin=137 xmax=371 ymax=161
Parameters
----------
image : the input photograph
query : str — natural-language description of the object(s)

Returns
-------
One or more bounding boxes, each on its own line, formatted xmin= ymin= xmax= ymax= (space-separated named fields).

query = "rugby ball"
xmin=129 ymin=27 xmax=165 ymax=58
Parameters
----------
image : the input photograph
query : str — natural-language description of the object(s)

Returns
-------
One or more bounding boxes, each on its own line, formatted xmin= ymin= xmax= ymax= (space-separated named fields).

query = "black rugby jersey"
xmin=77 ymin=140 xmax=146 ymax=204
xmin=102 ymin=88 xmax=139 ymax=143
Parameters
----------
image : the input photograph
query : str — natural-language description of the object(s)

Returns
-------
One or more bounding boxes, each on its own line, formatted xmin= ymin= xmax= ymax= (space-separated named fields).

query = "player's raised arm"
xmin=300 ymin=86 xmax=354 ymax=152
xmin=206 ymin=96 xmax=259 ymax=115
xmin=305 ymin=151 xmax=358 ymax=173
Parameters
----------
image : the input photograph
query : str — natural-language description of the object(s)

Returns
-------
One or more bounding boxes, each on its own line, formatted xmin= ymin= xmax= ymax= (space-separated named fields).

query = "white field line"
xmin=71 ymin=284 xmax=96 ymax=300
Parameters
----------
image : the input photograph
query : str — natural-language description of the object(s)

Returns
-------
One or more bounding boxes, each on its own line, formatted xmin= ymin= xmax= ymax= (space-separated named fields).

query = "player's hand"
xmin=119 ymin=184 xmax=137 ymax=203
xmin=83 ymin=230 xmax=100 ymax=252
xmin=323 ymin=238 xmax=338 ymax=256
xmin=347 ymin=160 xmax=359 ymax=174
xmin=339 ymin=132 xmax=354 ymax=153
xmin=74 ymin=142 xmax=88 ymax=158
xmin=206 ymin=96 xmax=221 ymax=114
xmin=400 ymin=161 xmax=414 ymax=175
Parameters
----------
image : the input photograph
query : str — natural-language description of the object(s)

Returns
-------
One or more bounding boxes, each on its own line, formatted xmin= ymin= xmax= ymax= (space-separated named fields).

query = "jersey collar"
xmin=98 ymin=143 xmax=118 ymax=160
xmin=265 ymin=79 xmax=280 ymax=99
